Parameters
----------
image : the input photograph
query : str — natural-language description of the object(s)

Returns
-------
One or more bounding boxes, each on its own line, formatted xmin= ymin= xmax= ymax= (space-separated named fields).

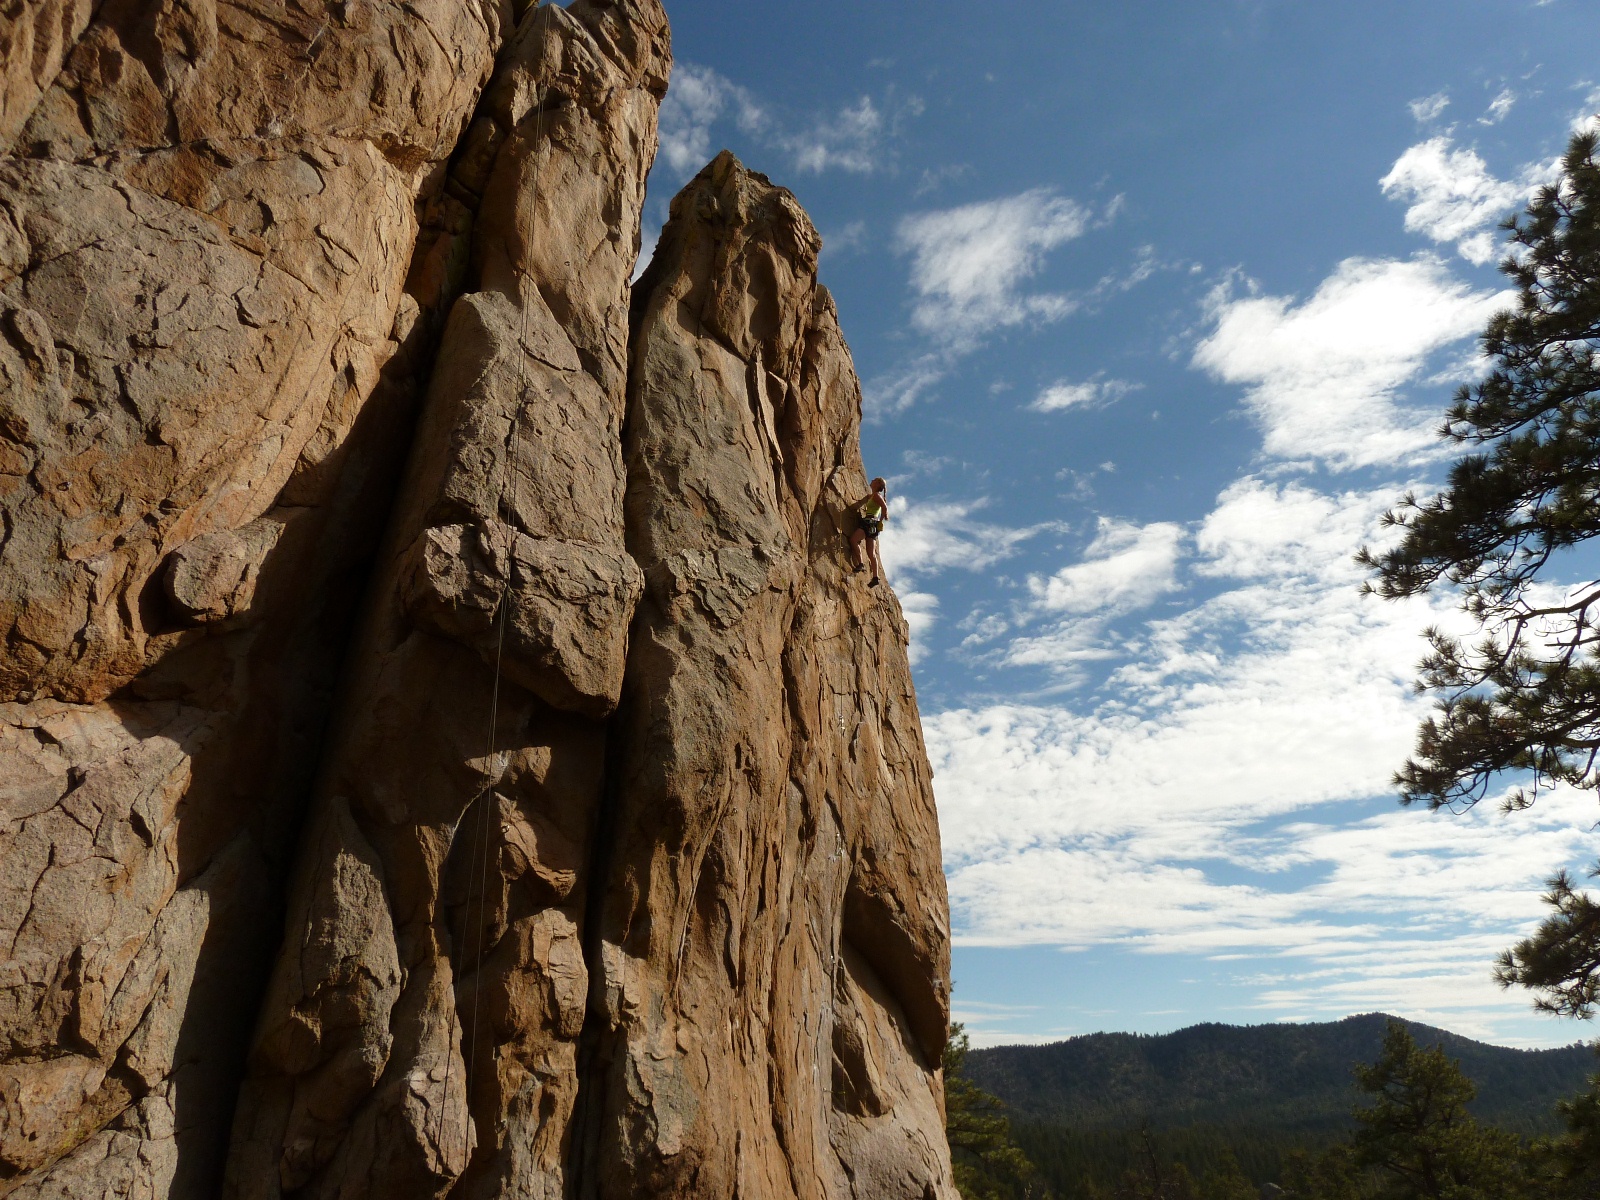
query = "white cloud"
xmin=1409 ymin=91 xmax=1450 ymax=123
xmin=895 ymin=189 xmax=1094 ymax=347
xmin=915 ymin=162 xmax=976 ymax=197
xmin=657 ymin=62 xmax=908 ymax=181
xmin=782 ymin=96 xmax=883 ymax=174
xmin=1031 ymin=374 xmax=1141 ymax=413
xmin=899 ymin=589 xmax=940 ymax=665
xmin=898 ymin=449 xmax=954 ymax=479
xmin=821 ymin=220 xmax=868 ymax=258
xmin=657 ymin=64 xmax=764 ymax=178
xmin=1000 ymin=623 xmax=1123 ymax=681
xmin=928 ymin=474 xmax=1598 ymax=1042
xmin=959 ymin=611 xmax=1012 ymax=649
xmin=1569 ymin=91 xmax=1600 ymax=137
xmin=876 ymin=496 xmax=1059 ymax=668
xmin=879 ymin=496 xmax=1052 ymax=584
xmin=871 ymin=192 xmax=1130 ymax=418
xmin=865 ymin=353 xmax=948 ymax=420
xmin=1380 ymin=138 xmax=1534 ymax=264
xmin=937 ymin=785 xmax=1594 ymax=1040
xmin=1192 ymin=256 xmax=1509 ymax=469
xmin=1028 ymin=518 xmax=1185 ymax=616
xmin=1002 ymin=517 xmax=1187 ymax=687
xmin=1481 ymin=87 xmax=1517 ymax=125
xmin=924 ymin=108 xmax=1600 ymax=1043
xmin=1196 ymin=477 xmax=1385 ymax=580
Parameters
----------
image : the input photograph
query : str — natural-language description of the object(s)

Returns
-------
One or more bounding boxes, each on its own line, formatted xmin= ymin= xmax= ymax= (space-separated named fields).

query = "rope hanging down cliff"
xmin=431 ymin=68 xmax=554 ymax=1177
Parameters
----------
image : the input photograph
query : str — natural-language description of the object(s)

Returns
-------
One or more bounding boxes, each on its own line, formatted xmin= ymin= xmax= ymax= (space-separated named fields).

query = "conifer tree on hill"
xmin=944 ymin=1023 xmax=1048 ymax=1199
xmin=1275 ymin=1021 xmax=1534 ymax=1199
xmin=1350 ymin=1021 xmax=1529 ymax=1200
xmin=1527 ymin=1048 xmax=1600 ymax=1197
xmin=1279 ymin=1143 xmax=1367 ymax=1200
xmin=1361 ymin=128 xmax=1600 ymax=1018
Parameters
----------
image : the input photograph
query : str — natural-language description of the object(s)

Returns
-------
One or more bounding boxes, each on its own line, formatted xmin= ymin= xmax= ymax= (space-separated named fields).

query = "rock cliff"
xmin=0 ymin=2 xmax=954 ymax=1197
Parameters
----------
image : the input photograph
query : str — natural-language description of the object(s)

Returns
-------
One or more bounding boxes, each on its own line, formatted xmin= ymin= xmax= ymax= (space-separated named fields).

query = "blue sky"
xmin=648 ymin=0 xmax=1600 ymax=1048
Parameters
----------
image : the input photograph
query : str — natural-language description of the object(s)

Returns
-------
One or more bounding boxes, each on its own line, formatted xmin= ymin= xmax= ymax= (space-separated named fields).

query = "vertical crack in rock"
xmin=221 ymin=3 xmax=669 ymax=1197
xmin=0 ymin=0 xmax=511 ymax=1195
xmin=576 ymin=151 xmax=957 ymax=1200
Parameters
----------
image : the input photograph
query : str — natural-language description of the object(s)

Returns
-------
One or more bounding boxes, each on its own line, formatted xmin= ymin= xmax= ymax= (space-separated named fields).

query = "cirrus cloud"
xmin=930 ymin=475 xmax=1597 ymax=1042
xmin=1032 ymin=374 xmax=1142 ymax=413
xmin=895 ymin=189 xmax=1095 ymax=347
xmin=656 ymin=62 xmax=915 ymax=182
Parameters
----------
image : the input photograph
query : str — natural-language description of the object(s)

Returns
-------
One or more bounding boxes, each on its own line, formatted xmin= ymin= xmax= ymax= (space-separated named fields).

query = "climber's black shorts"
xmin=858 ymin=517 xmax=883 ymax=540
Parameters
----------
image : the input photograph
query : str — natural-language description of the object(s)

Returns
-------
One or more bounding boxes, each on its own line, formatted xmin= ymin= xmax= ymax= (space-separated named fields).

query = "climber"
xmin=849 ymin=477 xmax=890 ymax=588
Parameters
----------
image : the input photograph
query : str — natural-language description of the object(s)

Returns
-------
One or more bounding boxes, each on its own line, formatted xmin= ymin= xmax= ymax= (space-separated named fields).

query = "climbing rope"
xmin=431 ymin=43 xmax=554 ymax=1182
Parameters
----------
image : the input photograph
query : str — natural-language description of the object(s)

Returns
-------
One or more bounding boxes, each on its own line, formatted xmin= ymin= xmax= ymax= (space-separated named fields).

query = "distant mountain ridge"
xmin=965 ymin=1012 xmax=1595 ymax=1135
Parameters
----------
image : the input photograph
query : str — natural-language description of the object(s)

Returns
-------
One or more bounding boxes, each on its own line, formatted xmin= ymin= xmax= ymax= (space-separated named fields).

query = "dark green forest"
xmin=965 ymin=1012 xmax=1591 ymax=1134
xmin=1009 ymin=1123 xmax=1330 ymax=1198
xmin=953 ymin=1014 xmax=1592 ymax=1197
xmin=946 ymin=1017 xmax=1600 ymax=1199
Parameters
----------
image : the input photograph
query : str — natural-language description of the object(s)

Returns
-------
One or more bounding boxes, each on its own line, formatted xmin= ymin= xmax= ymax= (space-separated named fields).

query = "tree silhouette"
xmin=1362 ymin=129 xmax=1600 ymax=1014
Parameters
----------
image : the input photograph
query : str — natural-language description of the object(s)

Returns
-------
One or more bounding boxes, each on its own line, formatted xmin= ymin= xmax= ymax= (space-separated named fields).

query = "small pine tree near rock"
xmin=944 ymin=1024 xmax=1047 ymax=1199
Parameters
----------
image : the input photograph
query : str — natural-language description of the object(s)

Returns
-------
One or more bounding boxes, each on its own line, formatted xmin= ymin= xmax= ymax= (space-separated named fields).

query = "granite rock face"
xmin=224 ymin=4 xmax=667 ymax=1196
xmin=574 ymin=150 xmax=955 ymax=1200
xmin=0 ymin=0 xmax=508 ymax=1193
xmin=0 ymin=0 xmax=96 ymax=148
xmin=0 ymin=2 xmax=955 ymax=1197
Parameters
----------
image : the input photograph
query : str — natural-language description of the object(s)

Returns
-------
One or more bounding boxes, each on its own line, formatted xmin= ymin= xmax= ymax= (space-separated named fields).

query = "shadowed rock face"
xmin=0 ymin=3 xmax=954 ymax=1198
xmin=0 ymin=0 xmax=509 ymax=1193
xmin=223 ymin=4 xmax=669 ymax=1197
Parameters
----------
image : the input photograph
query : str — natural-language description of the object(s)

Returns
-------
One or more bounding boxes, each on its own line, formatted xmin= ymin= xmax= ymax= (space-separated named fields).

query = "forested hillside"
xmin=959 ymin=1014 xmax=1595 ymax=1196
xmin=966 ymin=1013 xmax=1591 ymax=1135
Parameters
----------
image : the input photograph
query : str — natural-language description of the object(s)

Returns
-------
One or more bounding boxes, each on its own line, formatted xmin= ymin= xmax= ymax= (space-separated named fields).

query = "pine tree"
xmin=1196 ymin=1149 xmax=1256 ymax=1200
xmin=1495 ymin=871 xmax=1600 ymax=1017
xmin=1350 ymin=1021 xmax=1529 ymax=1200
xmin=944 ymin=1024 xmax=1048 ymax=1199
xmin=1528 ymin=1047 xmax=1600 ymax=1196
xmin=1280 ymin=1143 xmax=1370 ymax=1200
xmin=1361 ymin=129 xmax=1600 ymax=1014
